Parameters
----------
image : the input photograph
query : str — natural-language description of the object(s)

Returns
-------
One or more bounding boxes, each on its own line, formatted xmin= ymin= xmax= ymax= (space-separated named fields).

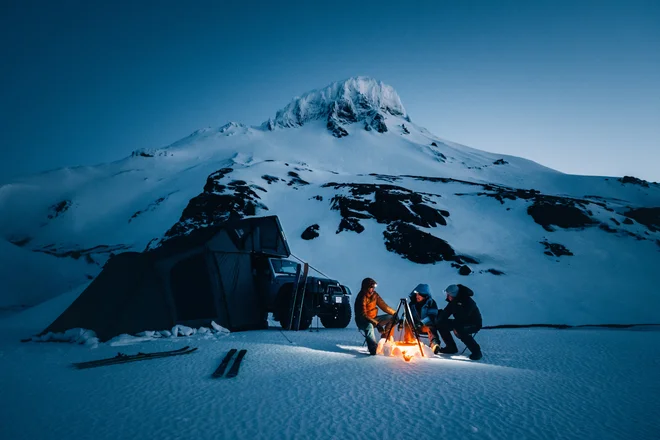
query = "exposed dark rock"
xmin=458 ymin=265 xmax=472 ymax=276
xmin=162 ymin=171 xmax=267 ymax=240
xmin=250 ymin=184 xmax=267 ymax=193
xmin=47 ymin=200 xmax=72 ymax=220
xmin=486 ymin=268 xmax=505 ymax=275
xmin=656 ymin=239 xmax=660 ymax=248
xmin=493 ymin=159 xmax=508 ymax=165
xmin=622 ymin=217 xmax=634 ymax=225
xmin=8 ymin=236 xmax=32 ymax=247
xmin=540 ymin=240 xmax=573 ymax=257
xmin=528 ymin=200 xmax=596 ymax=231
xmin=287 ymin=171 xmax=310 ymax=186
xmin=401 ymin=124 xmax=410 ymax=134
xmin=367 ymin=173 xmax=401 ymax=183
xmin=130 ymin=196 xmax=167 ymax=223
xmin=202 ymin=168 xmax=233 ymax=193
xmin=301 ymin=224 xmax=320 ymax=240
xmin=34 ymin=244 xmax=130 ymax=263
xmin=327 ymin=117 xmax=349 ymax=138
xmin=310 ymin=195 xmax=323 ymax=201
xmin=337 ymin=218 xmax=365 ymax=234
xmin=619 ymin=176 xmax=650 ymax=188
xmin=383 ymin=221 xmax=456 ymax=264
xmin=599 ymin=223 xmax=617 ymax=233
xmin=131 ymin=149 xmax=167 ymax=158
xmin=431 ymin=142 xmax=438 ymax=147
xmin=262 ymin=175 xmax=281 ymax=184
xmin=333 ymin=100 xmax=358 ymax=124
xmin=409 ymin=204 xmax=447 ymax=227
xmin=610 ymin=217 xmax=620 ymax=226
xmin=623 ymin=207 xmax=660 ymax=232
xmin=324 ymin=183 xmax=449 ymax=232
xmin=368 ymin=113 xmax=388 ymax=133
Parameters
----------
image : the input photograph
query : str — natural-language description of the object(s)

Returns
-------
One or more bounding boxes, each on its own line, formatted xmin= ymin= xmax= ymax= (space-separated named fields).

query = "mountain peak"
xmin=262 ymin=76 xmax=409 ymax=137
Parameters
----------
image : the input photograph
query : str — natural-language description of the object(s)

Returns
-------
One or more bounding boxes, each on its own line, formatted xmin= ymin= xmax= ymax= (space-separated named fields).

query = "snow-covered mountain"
xmin=1 ymin=76 xmax=659 ymax=325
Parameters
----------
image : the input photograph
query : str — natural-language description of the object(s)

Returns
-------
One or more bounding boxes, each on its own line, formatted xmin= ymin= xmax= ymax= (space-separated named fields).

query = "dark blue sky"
xmin=1 ymin=0 xmax=659 ymax=183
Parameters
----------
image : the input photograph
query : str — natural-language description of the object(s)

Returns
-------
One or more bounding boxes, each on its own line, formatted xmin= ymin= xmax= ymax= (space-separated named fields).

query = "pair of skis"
xmin=72 ymin=345 xmax=198 ymax=369
xmin=72 ymin=346 xmax=247 ymax=378
xmin=212 ymin=348 xmax=247 ymax=378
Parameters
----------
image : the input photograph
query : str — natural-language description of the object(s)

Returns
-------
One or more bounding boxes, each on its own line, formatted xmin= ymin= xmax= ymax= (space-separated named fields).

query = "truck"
xmin=254 ymin=256 xmax=353 ymax=330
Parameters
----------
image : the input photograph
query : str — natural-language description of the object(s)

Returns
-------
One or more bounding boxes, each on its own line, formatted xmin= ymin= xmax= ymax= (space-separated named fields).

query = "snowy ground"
xmin=1 ymin=311 xmax=658 ymax=440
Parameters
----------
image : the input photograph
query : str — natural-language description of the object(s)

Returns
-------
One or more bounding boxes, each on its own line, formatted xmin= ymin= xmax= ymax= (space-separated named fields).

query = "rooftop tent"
xmin=39 ymin=215 xmax=292 ymax=342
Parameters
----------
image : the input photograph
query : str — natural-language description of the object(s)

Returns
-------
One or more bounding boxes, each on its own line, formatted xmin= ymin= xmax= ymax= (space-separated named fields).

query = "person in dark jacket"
xmin=354 ymin=277 xmax=396 ymax=355
xmin=408 ymin=283 xmax=441 ymax=353
xmin=435 ymin=284 xmax=483 ymax=360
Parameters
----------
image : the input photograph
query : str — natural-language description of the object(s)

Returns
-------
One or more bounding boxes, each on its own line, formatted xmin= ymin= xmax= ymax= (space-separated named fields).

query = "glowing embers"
xmin=377 ymin=298 xmax=425 ymax=362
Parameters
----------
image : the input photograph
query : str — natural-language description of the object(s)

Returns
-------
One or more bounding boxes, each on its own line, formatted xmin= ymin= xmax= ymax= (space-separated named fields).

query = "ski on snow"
xmin=73 ymin=345 xmax=198 ymax=369
xmin=212 ymin=348 xmax=237 ymax=377
xmin=225 ymin=349 xmax=247 ymax=378
xmin=212 ymin=348 xmax=247 ymax=378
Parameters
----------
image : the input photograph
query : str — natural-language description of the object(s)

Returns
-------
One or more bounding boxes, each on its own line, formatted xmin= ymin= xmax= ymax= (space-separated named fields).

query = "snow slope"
xmin=0 ymin=76 xmax=659 ymax=328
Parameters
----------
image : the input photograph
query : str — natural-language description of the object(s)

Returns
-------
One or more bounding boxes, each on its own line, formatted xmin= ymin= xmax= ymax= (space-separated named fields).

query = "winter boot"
xmin=469 ymin=349 xmax=482 ymax=361
xmin=438 ymin=345 xmax=458 ymax=354
xmin=459 ymin=333 xmax=482 ymax=360
xmin=430 ymin=339 xmax=441 ymax=355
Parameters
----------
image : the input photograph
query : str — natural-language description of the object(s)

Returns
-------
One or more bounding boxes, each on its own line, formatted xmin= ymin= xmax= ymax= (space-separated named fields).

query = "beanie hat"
xmin=444 ymin=284 xmax=459 ymax=298
xmin=361 ymin=277 xmax=377 ymax=290
xmin=412 ymin=283 xmax=432 ymax=297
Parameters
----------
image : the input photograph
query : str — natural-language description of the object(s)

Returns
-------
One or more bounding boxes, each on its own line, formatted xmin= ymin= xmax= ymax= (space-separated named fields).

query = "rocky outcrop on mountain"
xmin=301 ymin=224 xmax=320 ymax=240
xmin=623 ymin=207 xmax=660 ymax=232
xmin=540 ymin=240 xmax=573 ymax=258
xmin=34 ymin=243 xmax=131 ymax=264
xmin=263 ymin=77 xmax=408 ymax=138
xmin=47 ymin=200 xmax=71 ymax=220
xmin=129 ymin=192 xmax=178 ymax=223
xmin=619 ymin=176 xmax=651 ymax=188
xmin=527 ymin=200 xmax=597 ymax=232
xmin=324 ymin=182 xmax=448 ymax=232
xmin=161 ymin=168 xmax=268 ymax=241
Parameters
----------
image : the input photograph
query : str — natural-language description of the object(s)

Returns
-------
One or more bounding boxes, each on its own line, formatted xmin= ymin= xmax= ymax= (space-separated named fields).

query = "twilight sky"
xmin=1 ymin=0 xmax=658 ymax=183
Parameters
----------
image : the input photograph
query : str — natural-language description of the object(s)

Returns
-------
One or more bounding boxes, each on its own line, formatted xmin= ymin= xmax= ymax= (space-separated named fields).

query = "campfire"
xmin=378 ymin=298 xmax=426 ymax=362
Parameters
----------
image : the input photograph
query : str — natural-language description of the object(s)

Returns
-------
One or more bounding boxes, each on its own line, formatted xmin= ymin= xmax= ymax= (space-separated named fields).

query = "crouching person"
xmin=408 ymin=283 xmax=441 ymax=353
xmin=435 ymin=284 xmax=483 ymax=360
xmin=354 ymin=277 xmax=396 ymax=355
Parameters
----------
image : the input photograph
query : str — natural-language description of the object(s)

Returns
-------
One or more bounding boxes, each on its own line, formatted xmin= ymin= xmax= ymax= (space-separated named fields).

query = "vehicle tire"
xmin=320 ymin=303 xmax=352 ymax=328
xmin=276 ymin=285 xmax=313 ymax=331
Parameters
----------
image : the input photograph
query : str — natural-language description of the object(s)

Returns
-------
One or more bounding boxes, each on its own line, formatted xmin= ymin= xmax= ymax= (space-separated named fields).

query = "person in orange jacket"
xmin=354 ymin=277 xmax=396 ymax=355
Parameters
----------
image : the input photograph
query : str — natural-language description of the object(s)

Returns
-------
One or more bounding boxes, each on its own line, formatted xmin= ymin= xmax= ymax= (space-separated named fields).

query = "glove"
xmin=376 ymin=324 xmax=385 ymax=333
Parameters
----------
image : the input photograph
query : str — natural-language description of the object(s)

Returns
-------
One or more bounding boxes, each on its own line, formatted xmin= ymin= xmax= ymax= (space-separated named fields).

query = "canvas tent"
xmin=40 ymin=216 xmax=291 ymax=341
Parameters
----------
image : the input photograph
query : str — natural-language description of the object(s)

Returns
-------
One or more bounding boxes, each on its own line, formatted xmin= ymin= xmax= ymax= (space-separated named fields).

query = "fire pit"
xmin=378 ymin=298 xmax=426 ymax=362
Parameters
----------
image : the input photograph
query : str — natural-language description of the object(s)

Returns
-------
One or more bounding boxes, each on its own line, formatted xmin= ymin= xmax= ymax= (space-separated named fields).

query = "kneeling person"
xmin=435 ymin=284 xmax=483 ymax=360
